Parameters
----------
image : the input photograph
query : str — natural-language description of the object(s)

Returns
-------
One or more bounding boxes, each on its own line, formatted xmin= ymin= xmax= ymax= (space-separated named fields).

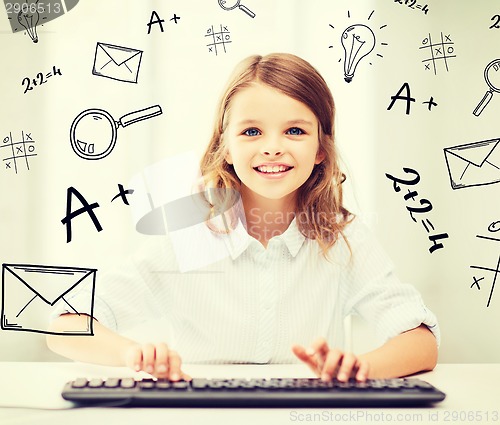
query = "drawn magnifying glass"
xmin=473 ymin=59 xmax=500 ymax=116
xmin=218 ymin=0 xmax=255 ymax=18
xmin=70 ymin=105 xmax=162 ymax=160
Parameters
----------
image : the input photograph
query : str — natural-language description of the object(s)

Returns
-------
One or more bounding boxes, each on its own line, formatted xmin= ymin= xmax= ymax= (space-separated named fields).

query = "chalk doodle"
xmin=206 ymin=24 xmax=232 ymax=56
xmin=387 ymin=82 xmax=438 ymax=114
xmin=490 ymin=15 xmax=500 ymax=29
xmin=443 ymin=137 xmax=500 ymax=190
xmin=393 ymin=0 xmax=429 ymax=15
xmin=69 ymin=105 xmax=162 ymax=160
xmin=146 ymin=10 xmax=180 ymax=33
xmin=61 ymin=184 xmax=134 ymax=243
xmin=1 ymin=131 xmax=37 ymax=173
xmin=6 ymin=0 xmax=44 ymax=43
xmin=419 ymin=33 xmax=456 ymax=75
xmin=4 ymin=0 xmax=80 ymax=43
xmin=328 ymin=10 xmax=388 ymax=83
xmin=110 ymin=184 xmax=134 ymax=205
xmin=385 ymin=167 xmax=449 ymax=254
xmin=147 ymin=10 xmax=164 ymax=33
xmin=21 ymin=65 xmax=62 ymax=94
xmin=92 ymin=43 xmax=143 ymax=84
xmin=473 ymin=59 xmax=500 ymax=116
xmin=1 ymin=262 xmax=96 ymax=335
xmin=217 ymin=0 xmax=255 ymax=18
xmin=470 ymin=221 xmax=500 ymax=307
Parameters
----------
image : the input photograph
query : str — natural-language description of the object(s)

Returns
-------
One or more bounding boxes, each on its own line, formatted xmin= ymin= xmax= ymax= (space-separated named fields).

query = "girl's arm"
xmin=293 ymin=324 xmax=437 ymax=381
xmin=46 ymin=314 xmax=190 ymax=381
xmin=358 ymin=324 xmax=438 ymax=378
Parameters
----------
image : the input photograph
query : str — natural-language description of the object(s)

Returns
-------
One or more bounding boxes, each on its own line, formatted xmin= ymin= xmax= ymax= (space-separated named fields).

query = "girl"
xmin=47 ymin=53 xmax=439 ymax=383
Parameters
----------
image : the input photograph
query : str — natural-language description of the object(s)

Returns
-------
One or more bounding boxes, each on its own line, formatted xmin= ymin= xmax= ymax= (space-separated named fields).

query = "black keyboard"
xmin=62 ymin=377 xmax=446 ymax=407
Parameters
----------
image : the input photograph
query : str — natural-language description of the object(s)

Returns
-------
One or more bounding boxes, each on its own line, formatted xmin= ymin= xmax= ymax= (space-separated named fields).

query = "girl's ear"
xmin=315 ymin=149 xmax=326 ymax=164
xmin=222 ymin=134 xmax=233 ymax=164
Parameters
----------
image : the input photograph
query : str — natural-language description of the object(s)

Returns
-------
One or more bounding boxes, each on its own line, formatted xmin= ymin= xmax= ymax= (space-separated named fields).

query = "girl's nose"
xmin=263 ymin=148 xmax=283 ymax=156
xmin=261 ymin=136 xmax=283 ymax=157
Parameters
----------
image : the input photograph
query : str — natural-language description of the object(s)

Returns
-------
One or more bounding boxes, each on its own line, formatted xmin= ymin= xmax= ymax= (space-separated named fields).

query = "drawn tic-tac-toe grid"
xmin=1 ymin=131 xmax=37 ymax=174
xmin=470 ymin=222 xmax=500 ymax=308
xmin=419 ymin=32 xmax=456 ymax=75
xmin=205 ymin=24 xmax=232 ymax=55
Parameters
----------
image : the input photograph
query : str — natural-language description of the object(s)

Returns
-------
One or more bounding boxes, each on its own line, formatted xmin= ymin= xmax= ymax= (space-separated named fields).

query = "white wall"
xmin=0 ymin=0 xmax=499 ymax=363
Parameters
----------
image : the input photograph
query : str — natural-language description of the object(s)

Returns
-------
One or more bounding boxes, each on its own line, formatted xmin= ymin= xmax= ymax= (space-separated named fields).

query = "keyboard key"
xmin=368 ymin=381 xmax=386 ymax=390
xmin=191 ymin=379 xmax=209 ymax=389
xmin=335 ymin=381 xmax=352 ymax=390
xmin=87 ymin=379 xmax=104 ymax=388
xmin=414 ymin=380 xmax=435 ymax=390
xmin=140 ymin=380 xmax=155 ymax=390
xmin=71 ymin=378 xmax=88 ymax=388
xmin=171 ymin=381 xmax=189 ymax=390
xmin=155 ymin=380 xmax=172 ymax=390
xmin=207 ymin=381 xmax=225 ymax=390
xmin=237 ymin=381 xmax=258 ymax=390
xmin=103 ymin=378 xmax=120 ymax=388
xmin=119 ymin=378 xmax=136 ymax=389
xmin=221 ymin=381 xmax=240 ymax=389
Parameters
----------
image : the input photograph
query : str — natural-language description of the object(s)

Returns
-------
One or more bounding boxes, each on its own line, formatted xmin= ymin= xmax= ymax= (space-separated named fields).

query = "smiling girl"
xmin=48 ymin=53 xmax=439 ymax=384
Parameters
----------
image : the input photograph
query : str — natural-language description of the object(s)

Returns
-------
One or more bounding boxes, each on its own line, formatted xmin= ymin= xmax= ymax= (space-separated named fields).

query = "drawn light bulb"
xmin=18 ymin=9 xmax=40 ymax=43
xmin=341 ymin=24 xmax=375 ymax=83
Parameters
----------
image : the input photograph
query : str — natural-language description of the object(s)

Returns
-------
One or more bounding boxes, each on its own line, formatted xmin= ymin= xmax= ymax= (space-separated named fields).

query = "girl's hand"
xmin=123 ymin=342 xmax=192 ymax=381
xmin=292 ymin=338 xmax=370 ymax=382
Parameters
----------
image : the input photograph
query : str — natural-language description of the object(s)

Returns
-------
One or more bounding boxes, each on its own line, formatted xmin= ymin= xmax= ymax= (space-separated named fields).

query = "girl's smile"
xmin=253 ymin=162 xmax=294 ymax=178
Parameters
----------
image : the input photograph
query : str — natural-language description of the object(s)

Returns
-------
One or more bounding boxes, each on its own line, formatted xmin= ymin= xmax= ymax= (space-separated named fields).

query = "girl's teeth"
xmin=258 ymin=165 xmax=290 ymax=173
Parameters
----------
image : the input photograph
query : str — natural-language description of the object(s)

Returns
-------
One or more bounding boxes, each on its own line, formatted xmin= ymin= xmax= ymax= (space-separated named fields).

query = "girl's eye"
xmin=243 ymin=128 xmax=261 ymax=137
xmin=286 ymin=127 xmax=304 ymax=136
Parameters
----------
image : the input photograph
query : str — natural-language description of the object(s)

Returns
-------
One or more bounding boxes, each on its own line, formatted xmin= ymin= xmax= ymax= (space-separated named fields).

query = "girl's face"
xmin=224 ymin=82 xmax=325 ymax=203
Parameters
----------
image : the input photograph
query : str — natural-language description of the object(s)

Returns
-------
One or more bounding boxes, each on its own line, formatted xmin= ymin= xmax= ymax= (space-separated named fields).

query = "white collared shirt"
xmin=58 ymin=217 xmax=440 ymax=364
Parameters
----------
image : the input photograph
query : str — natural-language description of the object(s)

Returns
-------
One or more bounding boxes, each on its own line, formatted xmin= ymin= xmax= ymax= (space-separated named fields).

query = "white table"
xmin=1 ymin=363 xmax=499 ymax=425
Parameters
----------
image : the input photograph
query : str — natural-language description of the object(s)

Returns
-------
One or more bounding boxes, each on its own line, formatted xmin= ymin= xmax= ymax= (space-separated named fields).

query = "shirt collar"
xmin=278 ymin=218 xmax=306 ymax=257
xmin=223 ymin=217 xmax=306 ymax=260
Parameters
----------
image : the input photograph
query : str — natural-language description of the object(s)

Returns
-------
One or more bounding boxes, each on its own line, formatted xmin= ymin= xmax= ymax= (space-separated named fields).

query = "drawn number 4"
xmin=490 ymin=15 xmax=500 ymax=29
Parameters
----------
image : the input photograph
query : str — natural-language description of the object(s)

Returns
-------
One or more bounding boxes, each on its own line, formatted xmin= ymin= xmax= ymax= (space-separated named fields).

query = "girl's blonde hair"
xmin=200 ymin=53 xmax=352 ymax=254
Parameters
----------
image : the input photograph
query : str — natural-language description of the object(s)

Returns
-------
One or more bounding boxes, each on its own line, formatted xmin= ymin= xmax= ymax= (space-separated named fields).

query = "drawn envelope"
xmin=443 ymin=138 xmax=500 ymax=189
xmin=92 ymin=42 xmax=143 ymax=83
xmin=1 ymin=263 xmax=96 ymax=336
